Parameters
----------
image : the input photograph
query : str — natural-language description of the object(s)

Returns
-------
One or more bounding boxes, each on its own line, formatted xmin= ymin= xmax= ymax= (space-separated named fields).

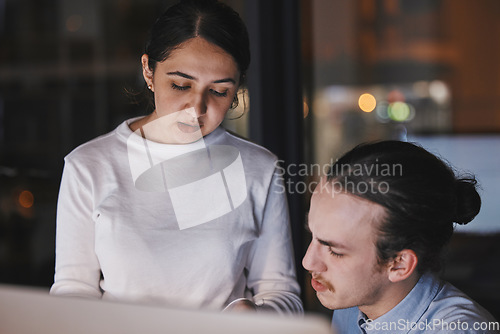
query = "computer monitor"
xmin=0 ymin=284 xmax=334 ymax=334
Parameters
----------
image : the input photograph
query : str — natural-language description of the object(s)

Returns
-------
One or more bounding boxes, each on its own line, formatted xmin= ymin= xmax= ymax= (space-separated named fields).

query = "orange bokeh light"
xmin=19 ymin=190 xmax=34 ymax=209
xmin=358 ymin=93 xmax=377 ymax=112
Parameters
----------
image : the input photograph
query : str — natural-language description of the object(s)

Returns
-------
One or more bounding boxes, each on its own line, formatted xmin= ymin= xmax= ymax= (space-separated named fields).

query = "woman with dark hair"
xmin=303 ymin=140 xmax=497 ymax=333
xmin=50 ymin=0 xmax=302 ymax=314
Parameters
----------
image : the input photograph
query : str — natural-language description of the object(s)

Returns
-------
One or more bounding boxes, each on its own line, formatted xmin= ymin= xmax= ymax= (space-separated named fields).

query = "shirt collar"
xmin=203 ymin=126 xmax=225 ymax=145
xmin=358 ymin=273 xmax=442 ymax=333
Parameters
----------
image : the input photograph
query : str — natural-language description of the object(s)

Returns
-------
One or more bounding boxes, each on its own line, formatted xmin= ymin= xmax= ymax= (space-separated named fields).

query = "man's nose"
xmin=302 ymin=241 xmax=327 ymax=273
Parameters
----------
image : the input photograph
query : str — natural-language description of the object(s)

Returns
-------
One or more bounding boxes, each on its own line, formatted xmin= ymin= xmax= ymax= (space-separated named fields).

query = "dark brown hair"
xmin=327 ymin=140 xmax=481 ymax=274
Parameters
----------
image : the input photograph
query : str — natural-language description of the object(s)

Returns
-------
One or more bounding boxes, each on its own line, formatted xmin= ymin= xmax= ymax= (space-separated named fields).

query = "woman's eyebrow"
xmin=167 ymin=71 xmax=236 ymax=84
xmin=167 ymin=71 xmax=195 ymax=80
xmin=213 ymin=78 xmax=236 ymax=84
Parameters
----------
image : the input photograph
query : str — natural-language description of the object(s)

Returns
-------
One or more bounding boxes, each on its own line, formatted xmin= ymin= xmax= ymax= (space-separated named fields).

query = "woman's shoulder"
xmin=65 ymin=120 xmax=130 ymax=163
xmin=219 ymin=128 xmax=278 ymax=164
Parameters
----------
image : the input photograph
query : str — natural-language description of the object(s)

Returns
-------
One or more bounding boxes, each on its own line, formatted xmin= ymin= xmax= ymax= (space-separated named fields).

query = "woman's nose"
xmin=185 ymin=92 xmax=207 ymax=117
xmin=184 ymin=107 xmax=197 ymax=119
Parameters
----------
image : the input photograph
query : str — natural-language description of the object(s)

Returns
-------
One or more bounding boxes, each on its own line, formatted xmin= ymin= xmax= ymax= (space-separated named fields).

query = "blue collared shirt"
xmin=332 ymin=273 xmax=499 ymax=333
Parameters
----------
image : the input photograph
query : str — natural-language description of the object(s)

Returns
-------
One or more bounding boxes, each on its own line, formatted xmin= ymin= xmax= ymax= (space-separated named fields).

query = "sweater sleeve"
xmin=49 ymin=157 xmax=102 ymax=298
xmin=245 ymin=168 xmax=304 ymax=315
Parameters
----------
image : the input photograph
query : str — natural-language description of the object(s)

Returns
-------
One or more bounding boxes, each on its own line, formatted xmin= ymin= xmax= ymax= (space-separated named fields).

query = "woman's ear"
xmin=387 ymin=249 xmax=418 ymax=283
xmin=141 ymin=54 xmax=154 ymax=89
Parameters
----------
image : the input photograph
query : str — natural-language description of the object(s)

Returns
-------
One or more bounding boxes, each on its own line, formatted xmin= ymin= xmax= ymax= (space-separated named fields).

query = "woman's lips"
xmin=177 ymin=122 xmax=201 ymax=133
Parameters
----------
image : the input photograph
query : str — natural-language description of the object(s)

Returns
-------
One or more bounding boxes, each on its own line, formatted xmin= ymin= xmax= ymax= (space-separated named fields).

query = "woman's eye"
xmin=172 ymin=83 xmax=190 ymax=91
xmin=210 ymin=89 xmax=228 ymax=97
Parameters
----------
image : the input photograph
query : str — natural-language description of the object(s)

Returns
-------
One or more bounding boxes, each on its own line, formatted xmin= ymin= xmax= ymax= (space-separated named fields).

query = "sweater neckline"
xmin=116 ymin=116 xmax=225 ymax=151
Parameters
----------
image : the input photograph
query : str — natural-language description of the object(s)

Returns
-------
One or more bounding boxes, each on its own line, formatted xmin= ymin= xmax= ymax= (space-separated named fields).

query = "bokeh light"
xmin=387 ymin=89 xmax=405 ymax=103
xmin=18 ymin=190 xmax=34 ymax=209
xmin=358 ymin=93 xmax=376 ymax=112
xmin=429 ymin=80 xmax=450 ymax=104
xmin=375 ymin=101 xmax=390 ymax=123
xmin=388 ymin=102 xmax=412 ymax=122
xmin=66 ymin=15 xmax=83 ymax=32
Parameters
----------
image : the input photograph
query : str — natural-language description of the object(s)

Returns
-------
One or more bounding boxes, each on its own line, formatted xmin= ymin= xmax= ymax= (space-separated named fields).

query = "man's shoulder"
xmin=427 ymin=280 xmax=498 ymax=325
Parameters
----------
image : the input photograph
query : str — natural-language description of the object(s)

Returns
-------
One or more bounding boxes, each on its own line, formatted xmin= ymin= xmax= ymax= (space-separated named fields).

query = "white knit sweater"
xmin=50 ymin=119 xmax=302 ymax=314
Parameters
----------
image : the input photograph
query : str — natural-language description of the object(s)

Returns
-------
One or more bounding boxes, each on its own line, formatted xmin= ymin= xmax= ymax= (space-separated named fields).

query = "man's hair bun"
xmin=453 ymin=176 xmax=481 ymax=225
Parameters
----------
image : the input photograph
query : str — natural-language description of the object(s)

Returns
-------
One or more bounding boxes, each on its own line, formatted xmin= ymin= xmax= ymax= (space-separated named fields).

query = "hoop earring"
xmin=226 ymin=90 xmax=247 ymax=120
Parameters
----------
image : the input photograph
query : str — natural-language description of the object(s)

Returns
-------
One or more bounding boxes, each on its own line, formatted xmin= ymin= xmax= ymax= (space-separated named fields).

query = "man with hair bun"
xmin=303 ymin=141 xmax=498 ymax=333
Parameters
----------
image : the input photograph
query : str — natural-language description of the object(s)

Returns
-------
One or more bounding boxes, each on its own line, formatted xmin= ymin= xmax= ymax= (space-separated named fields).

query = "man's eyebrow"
xmin=167 ymin=71 xmax=236 ymax=84
xmin=317 ymin=238 xmax=349 ymax=250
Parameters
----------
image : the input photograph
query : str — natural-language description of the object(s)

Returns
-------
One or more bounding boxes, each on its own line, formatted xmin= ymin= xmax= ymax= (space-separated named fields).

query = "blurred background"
xmin=1 ymin=0 xmax=499 ymax=320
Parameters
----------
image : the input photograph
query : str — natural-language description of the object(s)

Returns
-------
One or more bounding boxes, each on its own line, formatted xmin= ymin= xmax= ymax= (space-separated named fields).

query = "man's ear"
xmin=141 ymin=54 xmax=154 ymax=89
xmin=387 ymin=249 xmax=418 ymax=283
